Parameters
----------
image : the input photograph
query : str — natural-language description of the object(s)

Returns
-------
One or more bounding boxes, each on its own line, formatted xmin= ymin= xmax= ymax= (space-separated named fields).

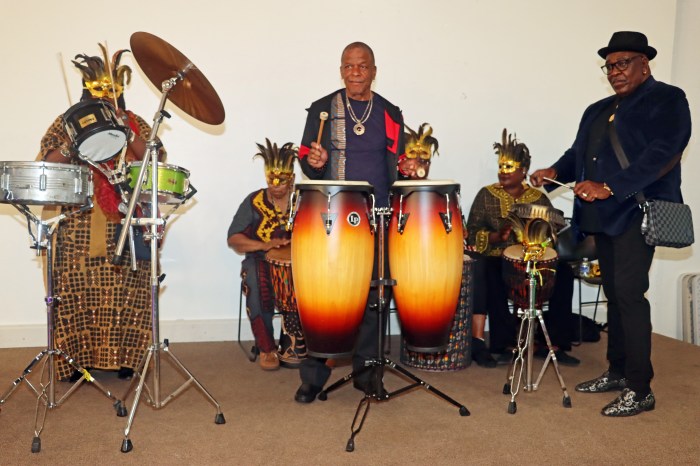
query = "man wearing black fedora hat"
xmin=530 ymin=31 xmax=691 ymax=417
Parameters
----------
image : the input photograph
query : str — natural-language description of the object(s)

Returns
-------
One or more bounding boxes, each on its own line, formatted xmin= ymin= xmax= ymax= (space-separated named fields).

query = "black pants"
xmin=299 ymin=233 xmax=390 ymax=388
xmin=595 ymin=213 xmax=655 ymax=394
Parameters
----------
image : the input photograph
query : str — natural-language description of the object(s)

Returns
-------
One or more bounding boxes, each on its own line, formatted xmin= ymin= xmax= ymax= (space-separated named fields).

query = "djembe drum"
xmin=265 ymin=245 xmax=306 ymax=367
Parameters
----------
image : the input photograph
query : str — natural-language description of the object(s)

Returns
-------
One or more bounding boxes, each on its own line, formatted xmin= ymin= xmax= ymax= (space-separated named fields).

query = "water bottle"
xmin=579 ymin=257 xmax=591 ymax=277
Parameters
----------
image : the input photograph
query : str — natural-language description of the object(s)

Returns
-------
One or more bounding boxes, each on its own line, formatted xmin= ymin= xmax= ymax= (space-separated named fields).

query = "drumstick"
xmin=543 ymin=176 xmax=573 ymax=190
xmin=316 ymin=112 xmax=328 ymax=146
xmin=103 ymin=41 xmax=120 ymax=110
xmin=57 ymin=52 xmax=73 ymax=106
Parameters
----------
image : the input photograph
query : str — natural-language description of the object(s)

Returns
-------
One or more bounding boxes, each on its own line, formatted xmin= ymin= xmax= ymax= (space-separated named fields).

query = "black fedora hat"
xmin=598 ymin=31 xmax=657 ymax=60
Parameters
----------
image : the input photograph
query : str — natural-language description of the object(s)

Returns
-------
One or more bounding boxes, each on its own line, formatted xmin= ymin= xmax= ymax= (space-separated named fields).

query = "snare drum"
xmin=501 ymin=244 xmax=558 ymax=310
xmin=0 ymin=161 xmax=92 ymax=205
xmin=400 ymin=256 xmax=474 ymax=371
xmin=63 ymin=100 xmax=128 ymax=163
xmin=389 ymin=180 xmax=464 ymax=353
xmin=265 ymin=245 xmax=307 ymax=366
xmin=289 ymin=181 xmax=375 ymax=358
xmin=126 ymin=162 xmax=190 ymax=204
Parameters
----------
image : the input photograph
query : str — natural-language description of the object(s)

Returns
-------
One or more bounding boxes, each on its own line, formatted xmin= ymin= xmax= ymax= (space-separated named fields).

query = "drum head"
xmin=503 ymin=244 xmax=557 ymax=262
xmin=265 ymin=244 xmax=291 ymax=264
xmin=78 ymin=129 xmax=127 ymax=162
xmin=295 ymin=180 xmax=373 ymax=196
xmin=390 ymin=179 xmax=460 ymax=196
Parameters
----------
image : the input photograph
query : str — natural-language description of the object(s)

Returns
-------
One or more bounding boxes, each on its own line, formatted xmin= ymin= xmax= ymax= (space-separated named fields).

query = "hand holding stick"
xmin=543 ymin=176 xmax=573 ymax=190
xmin=316 ymin=112 xmax=328 ymax=145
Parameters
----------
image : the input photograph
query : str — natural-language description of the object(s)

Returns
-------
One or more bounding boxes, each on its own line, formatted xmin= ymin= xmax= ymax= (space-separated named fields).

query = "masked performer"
xmin=227 ymin=140 xmax=298 ymax=371
xmin=39 ymin=44 xmax=164 ymax=381
xmin=466 ymin=129 xmax=578 ymax=367
xmin=400 ymin=123 xmax=439 ymax=180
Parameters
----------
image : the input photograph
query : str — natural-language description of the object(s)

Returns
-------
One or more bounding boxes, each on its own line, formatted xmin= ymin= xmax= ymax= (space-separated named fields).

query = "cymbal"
xmin=130 ymin=31 xmax=225 ymax=125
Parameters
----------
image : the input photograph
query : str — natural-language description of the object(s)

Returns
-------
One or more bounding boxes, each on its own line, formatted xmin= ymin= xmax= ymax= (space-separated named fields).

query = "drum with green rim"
xmin=127 ymin=161 xmax=190 ymax=204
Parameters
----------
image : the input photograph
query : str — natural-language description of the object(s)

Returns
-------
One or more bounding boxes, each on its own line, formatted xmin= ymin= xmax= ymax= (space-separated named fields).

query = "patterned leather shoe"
xmin=601 ymin=388 xmax=655 ymax=417
xmin=575 ymin=371 xmax=627 ymax=393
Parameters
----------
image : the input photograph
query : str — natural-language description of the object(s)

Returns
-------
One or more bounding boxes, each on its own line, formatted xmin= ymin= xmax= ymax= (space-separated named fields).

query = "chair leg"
xmin=573 ymin=277 xmax=583 ymax=347
xmin=592 ymin=285 xmax=602 ymax=322
xmin=237 ymin=282 xmax=258 ymax=362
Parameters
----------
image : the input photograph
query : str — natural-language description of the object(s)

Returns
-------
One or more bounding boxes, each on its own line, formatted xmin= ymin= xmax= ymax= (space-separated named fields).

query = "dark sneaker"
xmin=471 ymin=338 xmax=497 ymax=368
xmin=575 ymin=371 xmax=627 ymax=393
xmin=601 ymin=388 xmax=655 ymax=417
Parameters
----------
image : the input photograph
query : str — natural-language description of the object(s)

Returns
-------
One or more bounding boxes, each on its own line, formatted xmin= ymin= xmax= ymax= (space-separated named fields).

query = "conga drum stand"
xmin=0 ymin=204 xmax=124 ymax=453
xmin=502 ymin=259 xmax=572 ymax=414
xmin=318 ymin=208 xmax=469 ymax=452
xmin=112 ymin=32 xmax=226 ymax=454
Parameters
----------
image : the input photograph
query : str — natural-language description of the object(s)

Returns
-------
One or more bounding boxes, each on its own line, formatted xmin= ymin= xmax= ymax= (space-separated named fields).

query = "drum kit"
xmin=0 ymin=32 xmax=225 ymax=453
xmin=286 ymin=179 xmax=470 ymax=451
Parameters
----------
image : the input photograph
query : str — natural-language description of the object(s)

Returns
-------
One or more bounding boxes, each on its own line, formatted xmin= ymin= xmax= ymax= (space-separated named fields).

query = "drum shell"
xmin=400 ymin=256 xmax=473 ymax=370
xmin=501 ymin=244 xmax=558 ymax=309
xmin=0 ymin=161 xmax=92 ymax=206
xmin=389 ymin=182 xmax=463 ymax=352
xmin=63 ymin=100 xmax=127 ymax=163
xmin=265 ymin=245 xmax=307 ymax=366
xmin=291 ymin=184 xmax=374 ymax=358
xmin=127 ymin=162 xmax=190 ymax=204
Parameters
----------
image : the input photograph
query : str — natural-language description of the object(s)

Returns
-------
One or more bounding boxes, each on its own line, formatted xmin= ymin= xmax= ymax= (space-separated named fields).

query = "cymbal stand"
xmin=502 ymin=259 xmax=572 ymax=414
xmin=0 ymin=202 xmax=124 ymax=453
xmin=112 ymin=74 xmax=224 ymax=454
xmin=318 ymin=207 xmax=469 ymax=452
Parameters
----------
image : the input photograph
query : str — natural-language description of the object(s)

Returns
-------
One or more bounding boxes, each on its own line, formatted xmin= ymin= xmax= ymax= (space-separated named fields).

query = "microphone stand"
xmin=112 ymin=74 xmax=224 ymax=454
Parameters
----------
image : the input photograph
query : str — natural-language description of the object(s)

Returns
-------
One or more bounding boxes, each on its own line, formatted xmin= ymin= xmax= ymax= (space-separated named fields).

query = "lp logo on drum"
xmin=347 ymin=212 xmax=361 ymax=227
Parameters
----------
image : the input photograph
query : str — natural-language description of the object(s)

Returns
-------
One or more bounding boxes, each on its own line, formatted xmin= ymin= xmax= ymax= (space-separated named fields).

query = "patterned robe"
xmin=37 ymin=110 xmax=157 ymax=379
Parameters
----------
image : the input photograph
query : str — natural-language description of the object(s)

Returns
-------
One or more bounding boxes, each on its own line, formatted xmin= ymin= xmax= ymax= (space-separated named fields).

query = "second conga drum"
xmin=290 ymin=181 xmax=375 ymax=358
xmin=389 ymin=180 xmax=464 ymax=352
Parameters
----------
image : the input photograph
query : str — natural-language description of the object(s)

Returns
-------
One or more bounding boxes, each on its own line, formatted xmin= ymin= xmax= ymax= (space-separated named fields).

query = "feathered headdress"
xmin=254 ymin=139 xmax=298 ymax=186
xmin=494 ymin=128 xmax=530 ymax=174
xmin=505 ymin=212 xmax=556 ymax=262
xmin=72 ymin=43 xmax=131 ymax=100
xmin=405 ymin=123 xmax=439 ymax=161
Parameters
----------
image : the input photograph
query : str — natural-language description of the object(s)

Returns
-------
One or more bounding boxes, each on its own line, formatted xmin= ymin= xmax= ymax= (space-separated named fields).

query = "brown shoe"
xmin=259 ymin=351 xmax=280 ymax=371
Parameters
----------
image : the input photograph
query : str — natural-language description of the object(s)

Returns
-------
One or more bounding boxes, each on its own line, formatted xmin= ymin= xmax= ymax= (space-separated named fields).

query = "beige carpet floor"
xmin=1 ymin=333 xmax=699 ymax=465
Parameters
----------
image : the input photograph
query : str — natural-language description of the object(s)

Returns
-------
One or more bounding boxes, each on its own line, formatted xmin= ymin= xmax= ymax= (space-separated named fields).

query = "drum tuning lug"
xmin=396 ymin=213 xmax=409 ymax=234
xmin=439 ymin=212 xmax=453 ymax=233
xmin=320 ymin=213 xmax=337 ymax=235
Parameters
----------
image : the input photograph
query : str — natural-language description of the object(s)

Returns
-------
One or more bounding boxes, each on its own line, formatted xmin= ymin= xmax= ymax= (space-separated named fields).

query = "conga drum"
xmin=501 ymin=244 xmax=558 ymax=310
xmin=289 ymin=181 xmax=375 ymax=358
xmin=400 ymin=255 xmax=474 ymax=370
xmin=388 ymin=180 xmax=464 ymax=352
xmin=265 ymin=245 xmax=307 ymax=367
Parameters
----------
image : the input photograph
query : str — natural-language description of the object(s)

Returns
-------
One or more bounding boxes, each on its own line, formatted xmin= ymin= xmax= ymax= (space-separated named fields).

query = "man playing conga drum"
xmin=294 ymin=42 xmax=415 ymax=403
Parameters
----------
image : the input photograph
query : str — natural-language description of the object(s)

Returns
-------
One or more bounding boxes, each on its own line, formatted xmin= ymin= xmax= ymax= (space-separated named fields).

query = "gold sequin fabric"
xmin=52 ymin=209 xmax=151 ymax=379
xmin=38 ymin=112 xmax=154 ymax=379
xmin=466 ymin=183 xmax=551 ymax=257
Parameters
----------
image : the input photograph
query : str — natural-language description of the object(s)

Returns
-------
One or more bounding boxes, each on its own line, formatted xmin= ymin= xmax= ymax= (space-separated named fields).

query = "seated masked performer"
xmin=465 ymin=129 xmax=578 ymax=367
xmin=38 ymin=44 xmax=164 ymax=381
xmin=227 ymin=140 xmax=297 ymax=371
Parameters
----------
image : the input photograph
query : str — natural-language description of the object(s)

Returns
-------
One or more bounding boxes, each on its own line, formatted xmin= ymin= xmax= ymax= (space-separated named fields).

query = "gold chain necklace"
xmin=346 ymin=92 xmax=373 ymax=136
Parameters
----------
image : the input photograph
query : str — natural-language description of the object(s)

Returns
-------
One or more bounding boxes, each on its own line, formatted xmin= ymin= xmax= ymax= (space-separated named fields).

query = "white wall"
xmin=1 ymin=0 xmax=695 ymax=347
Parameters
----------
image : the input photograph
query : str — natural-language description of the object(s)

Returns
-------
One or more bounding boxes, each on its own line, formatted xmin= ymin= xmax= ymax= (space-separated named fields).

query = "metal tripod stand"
xmin=112 ymin=74 xmax=224 ymax=454
xmin=0 ymin=203 xmax=124 ymax=453
xmin=318 ymin=207 xmax=469 ymax=452
xmin=502 ymin=257 xmax=572 ymax=414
